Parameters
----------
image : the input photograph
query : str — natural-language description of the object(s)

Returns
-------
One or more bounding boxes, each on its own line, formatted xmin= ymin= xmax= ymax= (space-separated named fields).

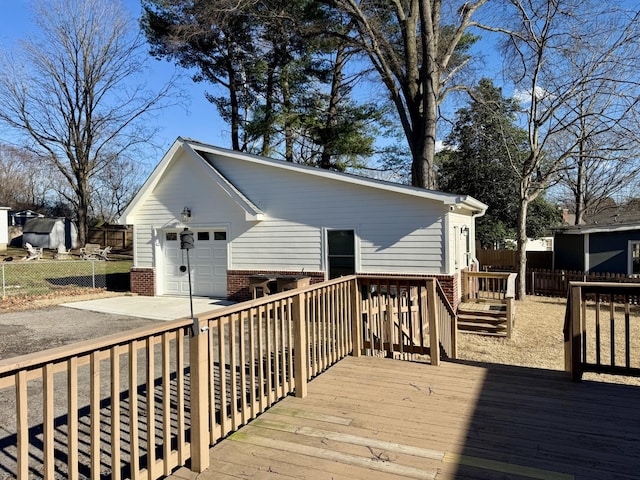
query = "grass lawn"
xmin=1 ymin=246 xmax=132 ymax=297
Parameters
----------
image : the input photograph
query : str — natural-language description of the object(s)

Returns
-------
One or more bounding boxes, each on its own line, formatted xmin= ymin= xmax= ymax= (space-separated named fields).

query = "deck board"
xmin=168 ymin=356 xmax=640 ymax=480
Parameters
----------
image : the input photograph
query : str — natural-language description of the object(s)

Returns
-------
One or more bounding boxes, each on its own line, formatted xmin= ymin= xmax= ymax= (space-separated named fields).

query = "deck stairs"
xmin=457 ymin=271 xmax=517 ymax=338
xmin=457 ymin=300 xmax=510 ymax=336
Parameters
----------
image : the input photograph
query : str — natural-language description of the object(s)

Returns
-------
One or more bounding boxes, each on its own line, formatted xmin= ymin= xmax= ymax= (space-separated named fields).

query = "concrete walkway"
xmin=61 ymin=295 xmax=235 ymax=321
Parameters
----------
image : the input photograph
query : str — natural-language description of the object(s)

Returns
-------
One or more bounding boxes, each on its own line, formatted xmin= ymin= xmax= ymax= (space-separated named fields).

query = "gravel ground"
xmin=0 ymin=291 xmax=158 ymax=361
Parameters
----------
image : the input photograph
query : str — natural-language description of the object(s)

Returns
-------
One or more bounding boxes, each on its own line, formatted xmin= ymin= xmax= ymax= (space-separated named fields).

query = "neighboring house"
xmin=10 ymin=209 xmax=44 ymax=227
xmin=0 ymin=207 xmax=9 ymax=252
xmin=22 ymin=217 xmax=79 ymax=250
xmin=504 ymin=236 xmax=554 ymax=252
xmin=554 ymin=222 xmax=640 ymax=275
xmin=119 ymin=138 xmax=487 ymax=302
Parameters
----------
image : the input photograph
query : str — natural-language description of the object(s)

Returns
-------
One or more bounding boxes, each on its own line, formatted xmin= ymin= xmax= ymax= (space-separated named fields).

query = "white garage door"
xmin=163 ymin=229 xmax=228 ymax=297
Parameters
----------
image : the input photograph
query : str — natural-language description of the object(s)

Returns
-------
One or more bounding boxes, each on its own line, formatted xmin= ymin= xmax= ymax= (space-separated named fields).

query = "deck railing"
xmin=358 ymin=277 xmax=456 ymax=362
xmin=462 ymin=270 xmax=517 ymax=302
xmin=564 ymin=282 xmax=640 ymax=381
xmin=0 ymin=274 xmax=455 ymax=479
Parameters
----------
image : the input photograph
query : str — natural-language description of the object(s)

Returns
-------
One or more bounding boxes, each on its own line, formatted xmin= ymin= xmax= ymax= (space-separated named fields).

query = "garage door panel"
xmin=163 ymin=229 xmax=227 ymax=297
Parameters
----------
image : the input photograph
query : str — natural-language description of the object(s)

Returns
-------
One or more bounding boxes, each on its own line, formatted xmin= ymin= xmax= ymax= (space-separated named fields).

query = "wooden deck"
xmin=167 ymin=356 xmax=640 ymax=480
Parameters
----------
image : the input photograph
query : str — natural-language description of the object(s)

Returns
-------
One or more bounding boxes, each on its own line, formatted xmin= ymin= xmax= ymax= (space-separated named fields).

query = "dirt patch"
xmin=457 ymin=295 xmax=640 ymax=385
xmin=0 ymin=288 xmax=125 ymax=313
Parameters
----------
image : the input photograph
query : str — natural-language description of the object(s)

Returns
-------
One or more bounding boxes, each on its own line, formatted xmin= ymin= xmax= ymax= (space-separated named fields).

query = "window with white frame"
xmin=630 ymin=241 xmax=640 ymax=276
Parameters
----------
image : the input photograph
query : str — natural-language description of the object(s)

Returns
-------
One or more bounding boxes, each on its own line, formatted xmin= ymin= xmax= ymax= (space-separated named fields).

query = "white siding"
xmin=0 ymin=208 xmax=8 ymax=247
xmin=209 ymin=155 xmax=450 ymax=275
xmin=131 ymin=150 xmax=248 ymax=269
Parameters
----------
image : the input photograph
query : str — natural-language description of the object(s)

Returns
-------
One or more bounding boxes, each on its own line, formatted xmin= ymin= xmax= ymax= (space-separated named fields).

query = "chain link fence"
xmin=1 ymin=260 xmax=131 ymax=297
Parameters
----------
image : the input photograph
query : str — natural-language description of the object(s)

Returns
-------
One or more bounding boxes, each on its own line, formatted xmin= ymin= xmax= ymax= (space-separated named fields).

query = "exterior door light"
xmin=181 ymin=206 xmax=191 ymax=223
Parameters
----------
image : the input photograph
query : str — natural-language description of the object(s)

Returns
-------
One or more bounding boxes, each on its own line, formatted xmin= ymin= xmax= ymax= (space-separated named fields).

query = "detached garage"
xmin=119 ymin=137 xmax=486 ymax=302
xmin=163 ymin=228 xmax=228 ymax=297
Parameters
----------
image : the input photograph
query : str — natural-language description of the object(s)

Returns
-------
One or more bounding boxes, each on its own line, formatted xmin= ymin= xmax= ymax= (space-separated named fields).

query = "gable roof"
xmin=120 ymin=137 xmax=487 ymax=223
xmin=555 ymin=221 xmax=640 ymax=235
xmin=23 ymin=217 xmax=62 ymax=234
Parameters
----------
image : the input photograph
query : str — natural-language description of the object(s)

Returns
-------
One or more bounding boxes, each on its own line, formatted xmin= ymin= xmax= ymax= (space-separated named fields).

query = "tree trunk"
xmin=574 ymin=136 xmax=586 ymax=225
xmin=319 ymin=45 xmax=345 ymax=170
xmin=226 ymin=52 xmax=241 ymax=151
xmin=261 ymin=67 xmax=276 ymax=157
xmin=282 ymin=71 xmax=293 ymax=163
xmin=516 ymin=196 xmax=529 ymax=300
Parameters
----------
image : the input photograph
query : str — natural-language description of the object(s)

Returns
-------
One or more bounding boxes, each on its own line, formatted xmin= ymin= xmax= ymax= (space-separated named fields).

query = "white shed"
xmin=120 ymin=138 xmax=487 ymax=302
xmin=0 ymin=207 xmax=9 ymax=253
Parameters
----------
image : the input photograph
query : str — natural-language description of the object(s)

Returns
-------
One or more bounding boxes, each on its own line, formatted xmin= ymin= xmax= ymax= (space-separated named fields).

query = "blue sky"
xmin=0 ymin=0 xmax=229 ymax=154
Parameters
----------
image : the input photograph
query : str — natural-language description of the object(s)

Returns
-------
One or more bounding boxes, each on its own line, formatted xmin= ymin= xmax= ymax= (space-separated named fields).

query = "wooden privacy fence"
xmin=564 ymin=282 xmax=640 ymax=381
xmin=477 ymin=249 xmax=552 ymax=270
xmin=0 ymin=275 xmax=455 ymax=479
xmin=87 ymin=227 xmax=133 ymax=251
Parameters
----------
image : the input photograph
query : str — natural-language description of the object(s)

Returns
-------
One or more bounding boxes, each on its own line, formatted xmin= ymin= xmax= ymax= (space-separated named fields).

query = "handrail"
xmin=435 ymin=281 xmax=457 ymax=358
xmin=0 ymin=273 xmax=456 ymax=479
xmin=564 ymin=281 xmax=640 ymax=381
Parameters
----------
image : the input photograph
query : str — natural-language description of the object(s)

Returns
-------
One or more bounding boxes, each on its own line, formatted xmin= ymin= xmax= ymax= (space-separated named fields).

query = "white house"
xmin=119 ymin=138 xmax=487 ymax=303
xmin=0 ymin=207 xmax=9 ymax=252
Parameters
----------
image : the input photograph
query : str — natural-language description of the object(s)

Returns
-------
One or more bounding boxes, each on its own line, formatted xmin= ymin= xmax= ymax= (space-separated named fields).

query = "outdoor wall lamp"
xmin=181 ymin=206 xmax=192 ymax=223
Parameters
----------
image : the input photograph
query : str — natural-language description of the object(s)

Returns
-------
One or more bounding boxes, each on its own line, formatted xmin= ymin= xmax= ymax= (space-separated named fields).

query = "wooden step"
xmin=458 ymin=320 xmax=507 ymax=331
xmin=458 ymin=306 xmax=507 ymax=318
xmin=457 ymin=313 xmax=506 ymax=325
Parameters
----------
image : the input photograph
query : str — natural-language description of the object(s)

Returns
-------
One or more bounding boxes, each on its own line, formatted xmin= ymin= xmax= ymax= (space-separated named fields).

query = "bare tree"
xmin=555 ymin=83 xmax=640 ymax=224
xmin=92 ymin=157 xmax=148 ymax=223
xmin=0 ymin=0 xmax=180 ymax=245
xmin=323 ymin=0 xmax=488 ymax=189
xmin=0 ymin=145 xmax=52 ymax=210
xmin=484 ymin=0 xmax=640 ymax=298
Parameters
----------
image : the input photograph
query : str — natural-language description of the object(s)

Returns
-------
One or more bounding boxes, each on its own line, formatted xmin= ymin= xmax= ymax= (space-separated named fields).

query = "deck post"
xmin=350 ymin=278 xmax=362 ymax=357
xmin=293 ymin=292 xmax=308 ymax=398
xmin=189 ymin=322 xmax=210 ymax=472
xmin=426 ymin=279 xmax=440 ymax=366
xmin=569 ymin=285 xmax=584 ymax=381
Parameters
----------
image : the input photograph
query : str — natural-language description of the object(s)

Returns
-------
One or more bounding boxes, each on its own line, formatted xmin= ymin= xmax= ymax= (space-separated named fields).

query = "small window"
xmin=197 ymin=232 xmax=210 ymax=241
xmin=214 ymin=232 xmax=227 ymax=241
xmin=166 ymin=232 xmax=177 ymax=241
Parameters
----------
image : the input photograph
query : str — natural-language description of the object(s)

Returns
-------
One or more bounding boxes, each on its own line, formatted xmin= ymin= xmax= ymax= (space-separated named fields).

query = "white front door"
xmin=163 ymin=229 xmax=228 ymax=297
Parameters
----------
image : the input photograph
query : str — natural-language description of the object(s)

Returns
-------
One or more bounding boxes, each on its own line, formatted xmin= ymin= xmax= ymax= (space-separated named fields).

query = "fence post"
xmin=2 ymin=263 xmax=5 ymax=297
xmin=426 ymin=279 xmax=440 ymax=366
xmin=350 ymin=278 xmax=362 ymax=357
xmin=293 ymin=291 xmax=308 ymax=398
xmin=189 ymin=322 xmax=210 ymax=472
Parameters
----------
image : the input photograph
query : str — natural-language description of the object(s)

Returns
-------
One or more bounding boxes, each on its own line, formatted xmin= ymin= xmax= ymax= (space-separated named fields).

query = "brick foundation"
xmin=130 ymin=267 xmax=156 ymax=296
xmin=228 ymin=270 xmax=326 ymax=302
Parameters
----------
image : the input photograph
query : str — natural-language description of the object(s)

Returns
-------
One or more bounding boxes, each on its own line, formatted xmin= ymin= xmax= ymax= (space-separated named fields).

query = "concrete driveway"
xmin=61 ymin=295 xmax=235 ymax=320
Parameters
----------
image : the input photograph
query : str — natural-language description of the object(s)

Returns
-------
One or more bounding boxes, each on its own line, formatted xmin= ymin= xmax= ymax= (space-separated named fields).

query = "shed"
xmin=0 ymin=207 xmax=9 ymax=252
xmin=120 ymin=138 xmax=487 ymax=302
xmin=554 ymin=222 xmax=640 ymax=275
xmin=22 ymin=217 xmax=79 ymax=250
